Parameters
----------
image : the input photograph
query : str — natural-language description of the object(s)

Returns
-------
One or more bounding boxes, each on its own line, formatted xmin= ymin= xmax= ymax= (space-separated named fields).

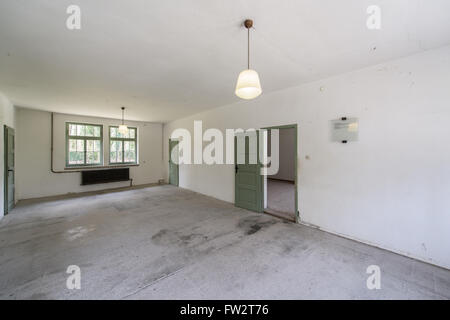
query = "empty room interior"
xmin=0 ymin=0 xmax=450 ymax=301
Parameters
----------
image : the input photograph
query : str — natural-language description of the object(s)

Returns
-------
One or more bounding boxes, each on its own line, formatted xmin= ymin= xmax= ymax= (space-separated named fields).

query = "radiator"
xmin=81 ymin=168 xmax=130 ymax=185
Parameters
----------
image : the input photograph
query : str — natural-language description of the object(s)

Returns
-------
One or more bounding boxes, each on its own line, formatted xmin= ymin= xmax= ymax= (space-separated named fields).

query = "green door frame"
xmin=4 ymin=125 xmax=15 ymax=215
xmin=168 ymin=139 xmax=179 ymax=186
xmin=262 ymin=124 xmax=299 ymax=223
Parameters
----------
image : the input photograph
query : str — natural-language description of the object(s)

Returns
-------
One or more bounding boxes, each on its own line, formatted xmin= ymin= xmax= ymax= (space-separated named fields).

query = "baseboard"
xmin=298 ymin=220 xmax=450 ymax=271
xmin=17 ymin=182 xmax=163 ymax=204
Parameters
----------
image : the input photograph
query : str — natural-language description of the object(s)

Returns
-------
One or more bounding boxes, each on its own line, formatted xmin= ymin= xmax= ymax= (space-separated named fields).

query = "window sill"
xmin=64 ymin=164 xmax=139 ymax=171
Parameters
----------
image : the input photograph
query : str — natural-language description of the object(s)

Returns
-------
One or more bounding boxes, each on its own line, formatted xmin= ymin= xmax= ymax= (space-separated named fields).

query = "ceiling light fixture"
xmin=235 ymin=19 xmax=262 ymax=100
xmin=118 ymin=106 xmax=128 ymax=135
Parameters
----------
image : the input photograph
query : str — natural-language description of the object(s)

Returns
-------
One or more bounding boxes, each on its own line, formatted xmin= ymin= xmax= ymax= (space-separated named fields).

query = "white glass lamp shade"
xmin=235 ymin=69 xmax=262 ymax=100
xmin=118 ymin=124 xmax=128 ymax=135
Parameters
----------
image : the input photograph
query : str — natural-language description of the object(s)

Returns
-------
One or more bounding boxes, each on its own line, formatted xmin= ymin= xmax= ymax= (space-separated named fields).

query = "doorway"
xmin=168 ymin=139 xmax=179 ymax=186
xmin=4 ymin=125 xmax=15 ymax=215
xmin=264 ymin=124 xmax=297 ymax=222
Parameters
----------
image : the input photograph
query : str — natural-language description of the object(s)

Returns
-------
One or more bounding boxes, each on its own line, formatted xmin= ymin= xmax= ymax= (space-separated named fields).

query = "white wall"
xmin=269 ymin=127 xmax=295 ymax=181
xmin=16 ymin=108 xmax=164 ymax=199
xmin=0 ymin=92 xmax=16 ymax=219
xmin=163 ymin=46 xmax=450 ymax=269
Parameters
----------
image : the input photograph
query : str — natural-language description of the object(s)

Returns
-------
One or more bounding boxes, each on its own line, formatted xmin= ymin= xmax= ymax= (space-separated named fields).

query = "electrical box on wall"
xmin=330 ymin=117 xmax=358 ymax=143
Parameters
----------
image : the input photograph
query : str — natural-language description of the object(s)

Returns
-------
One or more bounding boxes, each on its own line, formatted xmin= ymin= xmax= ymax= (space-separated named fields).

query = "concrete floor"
xmin=267 ymin=179 xmax=296 ymax=221
xmin=0 ymin=185 xmax=449 ymax=300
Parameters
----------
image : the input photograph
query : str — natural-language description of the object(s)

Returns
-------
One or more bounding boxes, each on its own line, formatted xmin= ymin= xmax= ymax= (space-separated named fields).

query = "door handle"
xmin=8 ymin=169 xmax=14 ymax=172
xmin=235 ymin=165 xmax=238 ymax=174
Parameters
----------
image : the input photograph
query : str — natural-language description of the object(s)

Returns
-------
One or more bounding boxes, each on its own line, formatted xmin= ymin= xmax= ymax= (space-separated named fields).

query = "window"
xmin=109 ymin=126 xmax=137 ymax=164
xmin=66 ymin=123 xmax=103 ymax=166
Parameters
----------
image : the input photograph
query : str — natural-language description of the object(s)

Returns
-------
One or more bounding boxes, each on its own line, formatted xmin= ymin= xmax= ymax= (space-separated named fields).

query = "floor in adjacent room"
xmin=266 ymin=179 xmax=296 ymax=221
xmin=0 ymin=185 xmax=449 ymax=300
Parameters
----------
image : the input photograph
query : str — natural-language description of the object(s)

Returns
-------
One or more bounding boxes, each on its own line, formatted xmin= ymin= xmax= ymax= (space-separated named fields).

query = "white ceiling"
xmin=1 ymin=0 xmax=449 ymax=123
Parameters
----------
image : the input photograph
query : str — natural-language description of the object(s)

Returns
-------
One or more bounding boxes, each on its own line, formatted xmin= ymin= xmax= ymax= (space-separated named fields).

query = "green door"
xmin=4 ymin=126 xmax=15 ymax=215
xmin=169 ymin=139 xmax=179 ymax=186
xmin=235 ymin=131 xmax=263 ymax=212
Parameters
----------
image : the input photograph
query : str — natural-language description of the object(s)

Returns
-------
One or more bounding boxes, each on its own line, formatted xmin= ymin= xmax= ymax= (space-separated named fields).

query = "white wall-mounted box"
xmin=330 ymin=117 xmax=358 ymax=143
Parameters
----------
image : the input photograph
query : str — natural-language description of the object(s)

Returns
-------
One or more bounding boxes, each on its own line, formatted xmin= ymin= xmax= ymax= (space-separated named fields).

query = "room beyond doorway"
xmin=264 ymin=125 xmax=297 ymax=222
xmin=266 ymin=179 xmax=295 ymax=220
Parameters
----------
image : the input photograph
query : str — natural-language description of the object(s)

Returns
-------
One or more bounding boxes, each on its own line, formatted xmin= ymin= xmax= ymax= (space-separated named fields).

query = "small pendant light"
xmin=235 ymin=19 xmax=262 ymax=100
xmin=118 ymin=106 xmax=128 ymax=135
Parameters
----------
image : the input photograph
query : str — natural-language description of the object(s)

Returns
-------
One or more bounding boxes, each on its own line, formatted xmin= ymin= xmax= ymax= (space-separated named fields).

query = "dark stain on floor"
xmin=237 ymin=215 xmax=278 ymax=235
xmin=151 ymin=229 xmax=208 ymax=247
xmin=113 ymin=202 xmax=140 ymax=212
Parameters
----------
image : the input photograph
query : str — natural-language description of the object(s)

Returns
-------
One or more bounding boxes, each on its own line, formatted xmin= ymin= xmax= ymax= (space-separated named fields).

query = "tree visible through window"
xmin=66 ymin=123 xmax=103 ymax=166
xmin=109 ymin=127 xmax=137 ymax=164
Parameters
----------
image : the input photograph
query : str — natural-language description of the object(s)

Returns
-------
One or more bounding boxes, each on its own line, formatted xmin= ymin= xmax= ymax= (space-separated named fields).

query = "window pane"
xmin=69 ymin=139 xmax=84 ymax=152
xmin=77 ymin=125 xmax=85 ymax=136
xmin=68 ymin=139 xmax=84 ymax=164
xmin=124 ymin=141 xmax=136 ymax=163
xmin=77 ymin=139 xmax=84 ymax=151
xmin=129 ymin=128 xmax=135 ymax=139
xmin=110 ymin=127 xmax=117 ymax=138
xmin=110 ymin=140 xmax=122 ymax=163
xmin=69 ymin=123 xmax=101 ymax=137
xmin=85 ymin=125 xmax=94 ymax=137
xmin=86 ymin=139 xmax=100 ymax=151
xmin=69 ymin=151 xmax=84 ymax=164
xmin=86 ymin=140 xmax=94 ymax=151
xmin=69 ymin=124 xmax=77 ymax=136
xmin=86 ymin=151 xmax=100 ymax=164
xmin=94 ymin=140 xmax=100 ymax=151
xmin=69 ymin=139 xmax=76 ymax=151
xmin=110 ymin=140 xmax=117 ymax=152
xmin=85 ymin=139 xmax=101 ymax=164
xmin=93 ymin=126 xmax=101 ymax=137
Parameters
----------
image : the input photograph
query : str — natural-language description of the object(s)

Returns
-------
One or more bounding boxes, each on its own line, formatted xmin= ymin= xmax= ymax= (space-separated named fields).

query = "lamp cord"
xmin=247 ymin=27 xmax=250 ymax=70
